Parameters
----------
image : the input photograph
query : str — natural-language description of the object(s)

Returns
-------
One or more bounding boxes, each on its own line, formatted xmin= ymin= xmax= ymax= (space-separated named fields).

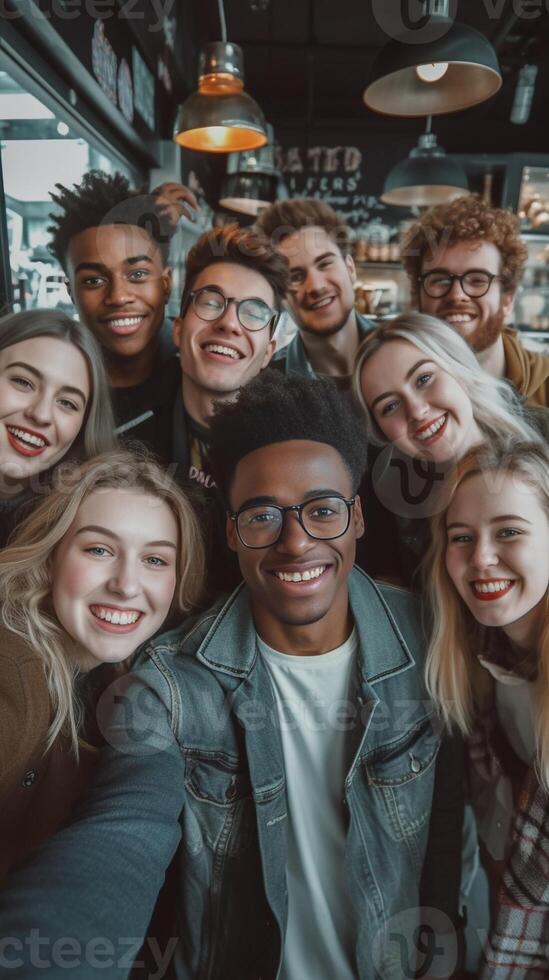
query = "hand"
xmin=152 ymin=182 xmax=200 ymax=226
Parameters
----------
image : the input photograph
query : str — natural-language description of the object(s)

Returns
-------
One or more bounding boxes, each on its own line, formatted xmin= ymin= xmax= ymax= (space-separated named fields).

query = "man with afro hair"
xmin=0 ymin=371 xmax=464 ymax=980
xmin=48 ymin=170 xmax=198 ymax=457
xmin=401 ymin=194 xmax=548 ymax=406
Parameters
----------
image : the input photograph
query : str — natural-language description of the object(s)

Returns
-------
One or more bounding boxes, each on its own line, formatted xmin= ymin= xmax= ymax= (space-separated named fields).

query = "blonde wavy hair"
xmin=352 ymin=313 xmax=539 ymax=448
xmin=424 ymin=441 xmax=549 ymax=790
xmin=0 ymin=450 xmax=206 ymax=755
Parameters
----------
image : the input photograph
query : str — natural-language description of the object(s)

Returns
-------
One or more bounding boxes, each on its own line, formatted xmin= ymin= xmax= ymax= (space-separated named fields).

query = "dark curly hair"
xmin=208 ymin=370 xmax=369 ymax=502
xmin=401 ymin=194 xmax=528 ymax=305
xmin=255 ymin=198 xmax=353 ymax=256
xmin=48 ymin=170 xmax=175 ymax=270
xmin=180 ymin=223 xmax=290 ymax=316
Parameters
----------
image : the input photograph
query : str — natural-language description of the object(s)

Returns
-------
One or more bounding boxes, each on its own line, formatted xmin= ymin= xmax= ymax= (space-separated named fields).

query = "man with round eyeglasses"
xmin=402 ymin=195 xmax=549 ymax=407
xmin=169 ymin=223 xmax=290 ymax=590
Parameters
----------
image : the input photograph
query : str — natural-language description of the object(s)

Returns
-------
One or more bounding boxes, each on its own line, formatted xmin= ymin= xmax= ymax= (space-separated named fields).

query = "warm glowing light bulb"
xmin=416 ymin=62 xmax=449 ymax=83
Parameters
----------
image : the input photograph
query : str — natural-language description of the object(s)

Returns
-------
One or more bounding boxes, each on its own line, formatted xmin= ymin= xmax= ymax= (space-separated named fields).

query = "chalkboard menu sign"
xmin=276 ymin=131 xmax=415 ymax=231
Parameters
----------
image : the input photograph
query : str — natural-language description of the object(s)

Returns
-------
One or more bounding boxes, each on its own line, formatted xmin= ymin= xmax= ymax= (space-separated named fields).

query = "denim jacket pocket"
xmin=363 ymin=717 xmax=441 ymax=843
xmin=186 ymin=757 xmax=253 ymax=807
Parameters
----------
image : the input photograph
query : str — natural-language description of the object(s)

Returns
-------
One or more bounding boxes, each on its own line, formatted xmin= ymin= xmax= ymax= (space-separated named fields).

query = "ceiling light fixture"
xmin=173 ymin=0 xmax=267 ymax=152
xmin=219 ymin=125 xmax=288 ymax=215
xmin=364 ymin=0 xmax=502 ymax=117
xmin=381 ymin=117 xmax=469 ymax=207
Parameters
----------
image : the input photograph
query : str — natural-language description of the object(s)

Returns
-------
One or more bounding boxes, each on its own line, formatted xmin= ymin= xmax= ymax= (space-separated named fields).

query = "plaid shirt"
xmin=468 ymin=707 xmax=549 ymax=978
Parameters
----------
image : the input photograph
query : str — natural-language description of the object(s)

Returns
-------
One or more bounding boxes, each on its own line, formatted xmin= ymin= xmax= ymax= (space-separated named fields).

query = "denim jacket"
xmin=0 ymin=569 xmax=462 ymax=980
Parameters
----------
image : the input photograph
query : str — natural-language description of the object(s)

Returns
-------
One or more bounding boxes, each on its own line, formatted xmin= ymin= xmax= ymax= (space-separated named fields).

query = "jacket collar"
xmin=195 ymin=568 xmax=415 ymax=684
xmin=276 ymin=312 xmax=376 ymax=377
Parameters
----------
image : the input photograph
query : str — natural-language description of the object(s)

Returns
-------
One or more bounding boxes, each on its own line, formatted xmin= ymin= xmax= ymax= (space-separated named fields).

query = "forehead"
xmin=361 ymin=339 xmax=426 ymax=389
xmin=70 ymin=489 xmax=178 ymax=540
xmin=277 ymin=226 xmax=342 ymax=268
xmin=422 ymin=240 xmax=502 ymax=274
xmin=447 ymin=472 xmax=547 ymax=526
xmin=0 ymin=336 xmax=89 ymax=388
xmin=66 ymin=224 xmax=163 ymax=271
xmin=230 ymin=439 xmax=353 ymax=507
xmin=192 ymin=261 xmax=274 ymax=305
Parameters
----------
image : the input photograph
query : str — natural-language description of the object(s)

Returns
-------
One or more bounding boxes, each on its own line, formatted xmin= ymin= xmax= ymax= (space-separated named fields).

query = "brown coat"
xmin=503 ymin=327 xmax=549 ymax=407
xmin=0 ymin=629 xmax=99 ymax=880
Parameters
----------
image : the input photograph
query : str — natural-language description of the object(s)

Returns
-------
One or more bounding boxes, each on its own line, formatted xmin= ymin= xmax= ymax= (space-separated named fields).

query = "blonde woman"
xmin=0 ymin=308 xmax=117 ymax=545
xmin=0 ymin=449 xmax=205 ymax=880
xmin=425 ymin=441 xmax=549 ymax=977
xmin=351 ymin=313 xmax=544 ymax=582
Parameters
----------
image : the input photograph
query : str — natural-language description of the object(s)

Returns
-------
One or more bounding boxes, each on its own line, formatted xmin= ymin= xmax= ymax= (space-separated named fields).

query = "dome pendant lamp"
xmin=381 ymin=117 xmax=469 ymax=207
xmin=173 ymin=0 xmax=267 ymax=152
xmin=363 ymin=0 xmax=502 ymax=117
xmin=219 ymin=125 xmax=289 ymax=216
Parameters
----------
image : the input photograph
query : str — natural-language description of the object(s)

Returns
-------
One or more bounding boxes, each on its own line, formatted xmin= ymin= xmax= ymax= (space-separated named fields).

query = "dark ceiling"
xmin=192 ymin=0 xmax=549 ymax=152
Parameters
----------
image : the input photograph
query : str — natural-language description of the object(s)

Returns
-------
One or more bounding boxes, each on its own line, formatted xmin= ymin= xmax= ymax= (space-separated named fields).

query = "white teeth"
xmin=415 ymin=414 xmax=446 ymax=441
xmin=310 ymin=297 xmax=333 ymax=310
xmin=275 ymin=565 xmax=326 ymax=583
xmin=108 ymin=317 xmax=143 ymax=327
xmin=7 ymin=426 xmax=47 ymax=447
xmin=446 ymin=314 xmax=474 ymax=323
xmin=91 ymin=606 xmax=140 ymax=624
xmin=472 ymin=580 xmax=512 ymax=594
xmin=205 ymin=344 xmax=240 ymax=360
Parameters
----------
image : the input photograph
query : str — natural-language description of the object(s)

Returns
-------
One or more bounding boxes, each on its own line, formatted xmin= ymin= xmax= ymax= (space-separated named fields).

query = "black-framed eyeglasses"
xmin=418 ymin=270 xmax=504 ymax=299
xmin=184 ymin=286 xmax=278 ymax=333
xmin=231 ymin=494 xmax=356 ymax=549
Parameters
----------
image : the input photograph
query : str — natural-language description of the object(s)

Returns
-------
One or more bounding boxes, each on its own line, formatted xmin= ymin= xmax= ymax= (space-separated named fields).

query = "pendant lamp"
xmin=173 ymin=0 xmax=267 ymax=152
xmin=364 ymin=2 xmax=501 ymax=117
xmin=219 ymin=126 xmax=289 ymax=216
xmin=381 ymin=119 xmax=469 ymax=207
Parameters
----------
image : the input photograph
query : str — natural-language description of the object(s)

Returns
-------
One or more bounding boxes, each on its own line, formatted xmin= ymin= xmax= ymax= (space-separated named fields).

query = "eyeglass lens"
xmin=237 ymin=496 xmax=350 ymax=547
xmin=193 ymin=288 xmax=273 ymax=331
xmin=422 ymin=272 xmax=493 ymax=298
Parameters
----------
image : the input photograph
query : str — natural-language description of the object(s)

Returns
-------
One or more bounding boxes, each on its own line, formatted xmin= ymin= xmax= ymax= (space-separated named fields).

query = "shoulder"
xmin=0 ymin=628 xmax=50 ymax=776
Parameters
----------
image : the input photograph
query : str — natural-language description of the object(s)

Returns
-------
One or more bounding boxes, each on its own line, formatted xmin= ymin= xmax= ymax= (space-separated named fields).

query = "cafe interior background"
xmin=1 ymin=0 xmax=549 ymax=352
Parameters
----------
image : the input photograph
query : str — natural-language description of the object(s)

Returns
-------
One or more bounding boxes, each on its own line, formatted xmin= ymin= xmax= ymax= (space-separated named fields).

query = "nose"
xmin=214 ymin=298 xmax=244 ymax=336
xmin=275 ymin=510 xmax=315 ymax=557
xmin=107 ymin=556 xmax=141 ymax=598
xmin=104 ymin=274 xmax=134 ymax=306
xmin=447 ymin=277 xmax=469 ymax=301
xmin=304 ymin=266 xmax=327 ymax=296
xmin=25 ymin=389 xmax=53 ymax=427
xmin=470 ymin=535 xmax=498 ymax=571
xmin=404 ymin=390 xmax=429 ymax=422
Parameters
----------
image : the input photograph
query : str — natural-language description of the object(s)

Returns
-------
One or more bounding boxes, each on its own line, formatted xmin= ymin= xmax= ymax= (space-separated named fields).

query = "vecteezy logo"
xmin=371 ymin=0 xmax=457 ymax=43
xmin=370 ymin=444 xmax=451 ymax=520
xmin=372 ymin=908 xmax=458 ymax=978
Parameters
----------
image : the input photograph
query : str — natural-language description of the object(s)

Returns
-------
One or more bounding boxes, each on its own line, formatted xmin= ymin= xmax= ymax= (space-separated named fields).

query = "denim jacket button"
xmin=409 ymin=754 xmax=421 ymax=774
xmin=22 ymin=769 xmax=37 ymax=787
xmin=225 ymin=779 xmax=237 ymax=801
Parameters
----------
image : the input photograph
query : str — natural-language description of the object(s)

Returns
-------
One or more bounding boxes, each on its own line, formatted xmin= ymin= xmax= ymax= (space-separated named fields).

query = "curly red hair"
xmin=401 ymin=195 xmax=528 ymax=305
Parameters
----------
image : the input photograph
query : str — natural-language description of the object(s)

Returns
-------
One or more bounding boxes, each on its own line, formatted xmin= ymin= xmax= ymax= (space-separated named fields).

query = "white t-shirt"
xmin=259 ymin=628 xmax=359 ymax=980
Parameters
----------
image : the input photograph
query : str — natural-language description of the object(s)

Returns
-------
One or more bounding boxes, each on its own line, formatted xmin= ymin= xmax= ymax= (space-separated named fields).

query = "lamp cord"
xmin=217 ymin=0 xmax=228 ymax=43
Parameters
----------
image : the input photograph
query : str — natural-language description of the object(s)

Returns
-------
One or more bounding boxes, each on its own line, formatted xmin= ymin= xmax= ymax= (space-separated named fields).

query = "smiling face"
xmin=226 ymin=439 xmax=364 ymax=653
xmin=173 ymin=262 xmax=276 ymax=423
xmin=277 ymin=226 xmax=356 ymax=337
xmin=419 ymin=241 xmax=514 ymax=353
xmin=65 ymin=224 xmax=172 ymax=372
xmin=445 ymin=471 xmax=549 ymax=649
xmin=360 ymin=339 xmax=482 ymax=463
xmin=0 ymin=336 xmax=89 ymax=488
xmin=51 ymin=488 xmax=178 ymax=670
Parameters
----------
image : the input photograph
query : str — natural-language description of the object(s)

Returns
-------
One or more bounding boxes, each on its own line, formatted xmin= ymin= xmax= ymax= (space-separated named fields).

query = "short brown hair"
xmin=401 ymin=195 xmax=528 ymax=305
xmin=181 ymin=223 xmax=290 ymax=313
xmin=256 ymin=198 xmax=353 ymax=256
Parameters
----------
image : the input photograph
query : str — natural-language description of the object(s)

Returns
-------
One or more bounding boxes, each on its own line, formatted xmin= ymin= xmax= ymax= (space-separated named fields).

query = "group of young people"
xmin=0 ymin=172 xmax=547 ymax=980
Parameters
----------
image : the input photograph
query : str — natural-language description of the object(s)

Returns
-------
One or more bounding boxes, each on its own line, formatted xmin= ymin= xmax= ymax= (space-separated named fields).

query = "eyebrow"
xmin=290 ymin=251 xmax=337 ymax=273
xmin=423 ymin=266 xmax=494 ymax=276
xmin=370 ymin=359 xmax=435 ymax=409
xmin=446 ymin=515 xmax=532 ymax=531
xmin=237 ymin=489 xmax=345 ymax=509
xmin=5 ymin=362 xmax=87 ymax=403
xmin=73 ymin=255 xmax=153 ymax=275
xmin=76 ymin=525 xmax=177 ymax=548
